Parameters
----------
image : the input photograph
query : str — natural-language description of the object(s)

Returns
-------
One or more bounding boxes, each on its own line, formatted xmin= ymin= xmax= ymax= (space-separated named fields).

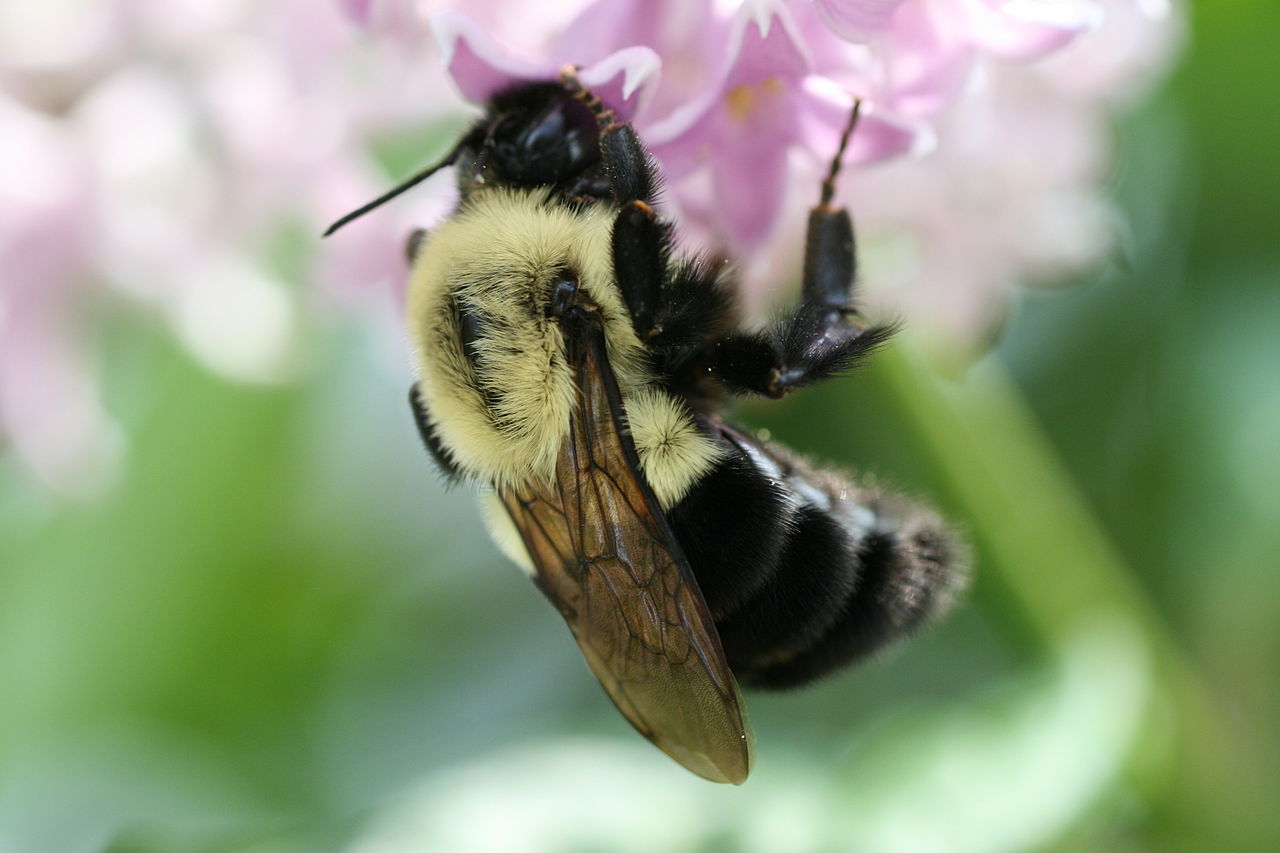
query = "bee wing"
xmin=499 ymin=311 xmax=754 ymax=785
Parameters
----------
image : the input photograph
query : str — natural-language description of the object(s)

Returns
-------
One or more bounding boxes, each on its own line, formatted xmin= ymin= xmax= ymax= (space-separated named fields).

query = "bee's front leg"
xmin=560 ymin=66 xmax=671 ymax=340
xmin=559 ymin=65 xmax=658 ymax=205
xmin=405 ymin=227 xmax=427 ymax=266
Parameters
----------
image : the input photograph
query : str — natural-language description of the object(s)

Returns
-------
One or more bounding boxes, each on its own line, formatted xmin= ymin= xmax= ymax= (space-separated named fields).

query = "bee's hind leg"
xmin=707 ymin=100 xmax=894 ymax=399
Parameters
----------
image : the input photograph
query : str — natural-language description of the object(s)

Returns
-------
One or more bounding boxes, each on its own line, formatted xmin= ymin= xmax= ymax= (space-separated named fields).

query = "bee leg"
xmin=405 ymin=228 xmax=427 ymax=267
xmin=610 ymin=201 xmax=671 ymax=340
xmin=707 ymin=305 xmax=894 ymax=399
xmin=409 ymin=383 xmax=463 ymax=482
xmin=558 ymin=68 xmax=679 ymax=339
xmin=610 ymin=184 xmax=735 ymax=356
xmin=559 ymin=65 xmax=658 ymax=204
xmin=706 ymin=100 xmax=893 ymax=399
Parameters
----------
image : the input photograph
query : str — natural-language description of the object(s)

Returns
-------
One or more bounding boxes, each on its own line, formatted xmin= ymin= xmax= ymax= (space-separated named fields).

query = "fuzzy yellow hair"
xmin=408 ymin=187 xmax=720 ymax=515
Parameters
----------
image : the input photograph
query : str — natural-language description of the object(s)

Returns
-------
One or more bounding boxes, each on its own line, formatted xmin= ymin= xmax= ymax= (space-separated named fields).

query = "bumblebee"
xmin=326 ymin=71 xmax=966 ymax=784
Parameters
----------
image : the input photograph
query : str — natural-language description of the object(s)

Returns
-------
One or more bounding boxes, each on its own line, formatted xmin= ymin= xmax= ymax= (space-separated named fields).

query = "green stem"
xmin=872 ymin=341 xmax=1270 ymax=849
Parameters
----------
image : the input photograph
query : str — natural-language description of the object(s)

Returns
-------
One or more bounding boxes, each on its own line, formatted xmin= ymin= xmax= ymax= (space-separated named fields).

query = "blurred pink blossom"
xmin=0 ymin=95 xmax=120 ymax=496
xmin=340 ymin=0 xmax=376 ymax=27
xmin=849 ymin=0 xmax=1184 ymax=353
xmin=420 ymin=0 xmax=1170 ymax=329
xmin=431 ymin=3 xmax=923 ymax=250
xmin=814 ymin=0 xmax=1097 ymax=57
xmin=642 ymin=4 xmax=923 ymax=249
xmin=433 ymin=11 xmax=660 ymax=119
xmin=0 ymin=0 xmax=453 ymax=493
xmin=804 ymin=0 xmax=1100 ymax=115
xmin=815 ymin=0 xmax=905 ymax=39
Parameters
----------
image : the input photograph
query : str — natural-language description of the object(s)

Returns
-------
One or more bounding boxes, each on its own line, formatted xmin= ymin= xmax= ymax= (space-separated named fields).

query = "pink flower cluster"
xmin=0 ymin=0 xmax=452 ymax=494
xmin=425 ymin=0 xmax=1099 ymax=254
xmin=0 ymin=0 xmax=1181 ymax=494
xmin=386 ymin=0 xmax=1180 ymax=327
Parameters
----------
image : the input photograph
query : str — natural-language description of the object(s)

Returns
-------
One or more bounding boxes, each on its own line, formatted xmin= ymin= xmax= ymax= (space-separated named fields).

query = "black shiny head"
xmin=323 ymin=82 xmax=609 ymax=237
xmin=470 ymin=83 xmax=603 ymax=193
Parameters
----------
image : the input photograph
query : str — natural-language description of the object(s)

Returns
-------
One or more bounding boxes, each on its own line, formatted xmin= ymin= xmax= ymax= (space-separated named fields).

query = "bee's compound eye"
xmin=549 ymin=275 xmax=579 ymax=318
xmin=405 ymin=228 xmax=427 ymax=266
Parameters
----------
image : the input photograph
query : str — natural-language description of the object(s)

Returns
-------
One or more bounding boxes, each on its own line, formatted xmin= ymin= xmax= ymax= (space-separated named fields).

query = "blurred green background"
xmin=2 ymin=4 xmax=1278 ymax=852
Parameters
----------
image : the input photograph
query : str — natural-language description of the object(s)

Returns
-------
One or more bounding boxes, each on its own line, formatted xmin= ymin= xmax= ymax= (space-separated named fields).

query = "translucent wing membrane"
xmin=500 ymin=308 xmax=754 ymax=785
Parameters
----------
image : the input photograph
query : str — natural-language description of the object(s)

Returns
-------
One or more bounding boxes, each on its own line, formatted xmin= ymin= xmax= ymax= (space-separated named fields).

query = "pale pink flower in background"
xmin=642 ymin=4 xmax=923 ymax=251
xmin=431 ymin=3 xmax=923 ymax=251
xmin=803 ymin=0 xmax=1100 ymax=115
xmin=813 ymin=0 xmax=1098 ymax=56
xmin=814 ymin=0 xmax=905 ymax=39
xmin=955 ymin=0 xmax=1099 ymax=60
xmin=1037 ymin=0 xmax=1182 ymax=103
xmin=848 ymin=68 xmax=1116 ymax=349
xmin=550 ymin=0 xmax=728 ymax=123
xmin=433 ymin=11 xmax=660 ymax=119
xmin=0 ymin=95 xmax=120 ymax=496
xmin=0 ymin=0 xmax=448 ymax=493
xmin=847 ymin=0 xmax=1183 ymax=352
xmin=340 ymin=0 xmax=377 ymax=27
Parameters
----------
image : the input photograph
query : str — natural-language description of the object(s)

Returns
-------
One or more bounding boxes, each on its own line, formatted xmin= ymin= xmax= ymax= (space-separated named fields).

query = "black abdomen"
xmin=668 ymin=422 xmax=966 ymax=690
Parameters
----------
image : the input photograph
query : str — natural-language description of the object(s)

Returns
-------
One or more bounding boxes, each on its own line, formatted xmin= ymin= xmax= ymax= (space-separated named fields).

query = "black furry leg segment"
xmin=405 ymin=228 xmax=426 ymax=267
xmin=611 ymin=201 xmax=670 ymax=340
xmin=558 ymin=65 xmax=672 ymax=338
xmin=559 ymin=65 xmax=657 ymax=204
xmin=709 ymin=307 xmax=894 ymax=399
xmin=707 ymin=98 xmax=891 ymax=398
xmin=613 ymin=200 xmax=734 ymax=359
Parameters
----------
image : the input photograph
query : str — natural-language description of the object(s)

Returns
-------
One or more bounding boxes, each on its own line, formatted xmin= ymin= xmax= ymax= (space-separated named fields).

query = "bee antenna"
xmin=322 ymin=138 xmax=468 ymax=237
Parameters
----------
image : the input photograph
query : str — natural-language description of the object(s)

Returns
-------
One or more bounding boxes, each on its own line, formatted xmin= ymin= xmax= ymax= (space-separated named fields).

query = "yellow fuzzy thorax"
xmin=406 ymin=187 xmax=720 ymax=508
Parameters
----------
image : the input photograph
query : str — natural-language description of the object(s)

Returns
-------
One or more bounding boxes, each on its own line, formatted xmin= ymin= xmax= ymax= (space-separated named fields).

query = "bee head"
xmin=459 ymin=83 xmax=604 ymax=197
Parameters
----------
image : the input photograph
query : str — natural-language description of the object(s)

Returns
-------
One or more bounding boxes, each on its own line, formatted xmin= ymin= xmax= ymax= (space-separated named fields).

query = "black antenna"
xmin=322 ymin=138 xmax=468 ymax=237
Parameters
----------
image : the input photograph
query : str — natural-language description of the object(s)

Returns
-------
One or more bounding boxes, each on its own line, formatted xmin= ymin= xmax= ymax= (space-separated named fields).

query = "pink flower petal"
xmin=960 ymin=0 xmax=1099 ymax=61
xmin=0 ymin=96 xmax=119 ymax=495
xmin=577 ymin=47 xmax=662 ymax=120
xmin=815 ymin=0 xmax=908 ymax=40
xmin=648 ymin=3 xmax=928 ymax=249
xmin=796 ymin=76 xmax=929 ymax=165
xmin=553 ymin=0 xmax=726 ymax=122
xmin=337 ymin=0 xmax=374 ymax=27
xmin=432 ymin=11 xmax=550 ymax=102
xmin=724 ymin=4 xmax=812 ymax=89
xmin=647 ymin=4 xmax=810 ymax=161
xmin=712 ymin=123 xmax=791 ymax=248
xmin=432 ymin=11 xmax=660 ymax=119
xmin=880 ymin=0 xmax=974 ymax=116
